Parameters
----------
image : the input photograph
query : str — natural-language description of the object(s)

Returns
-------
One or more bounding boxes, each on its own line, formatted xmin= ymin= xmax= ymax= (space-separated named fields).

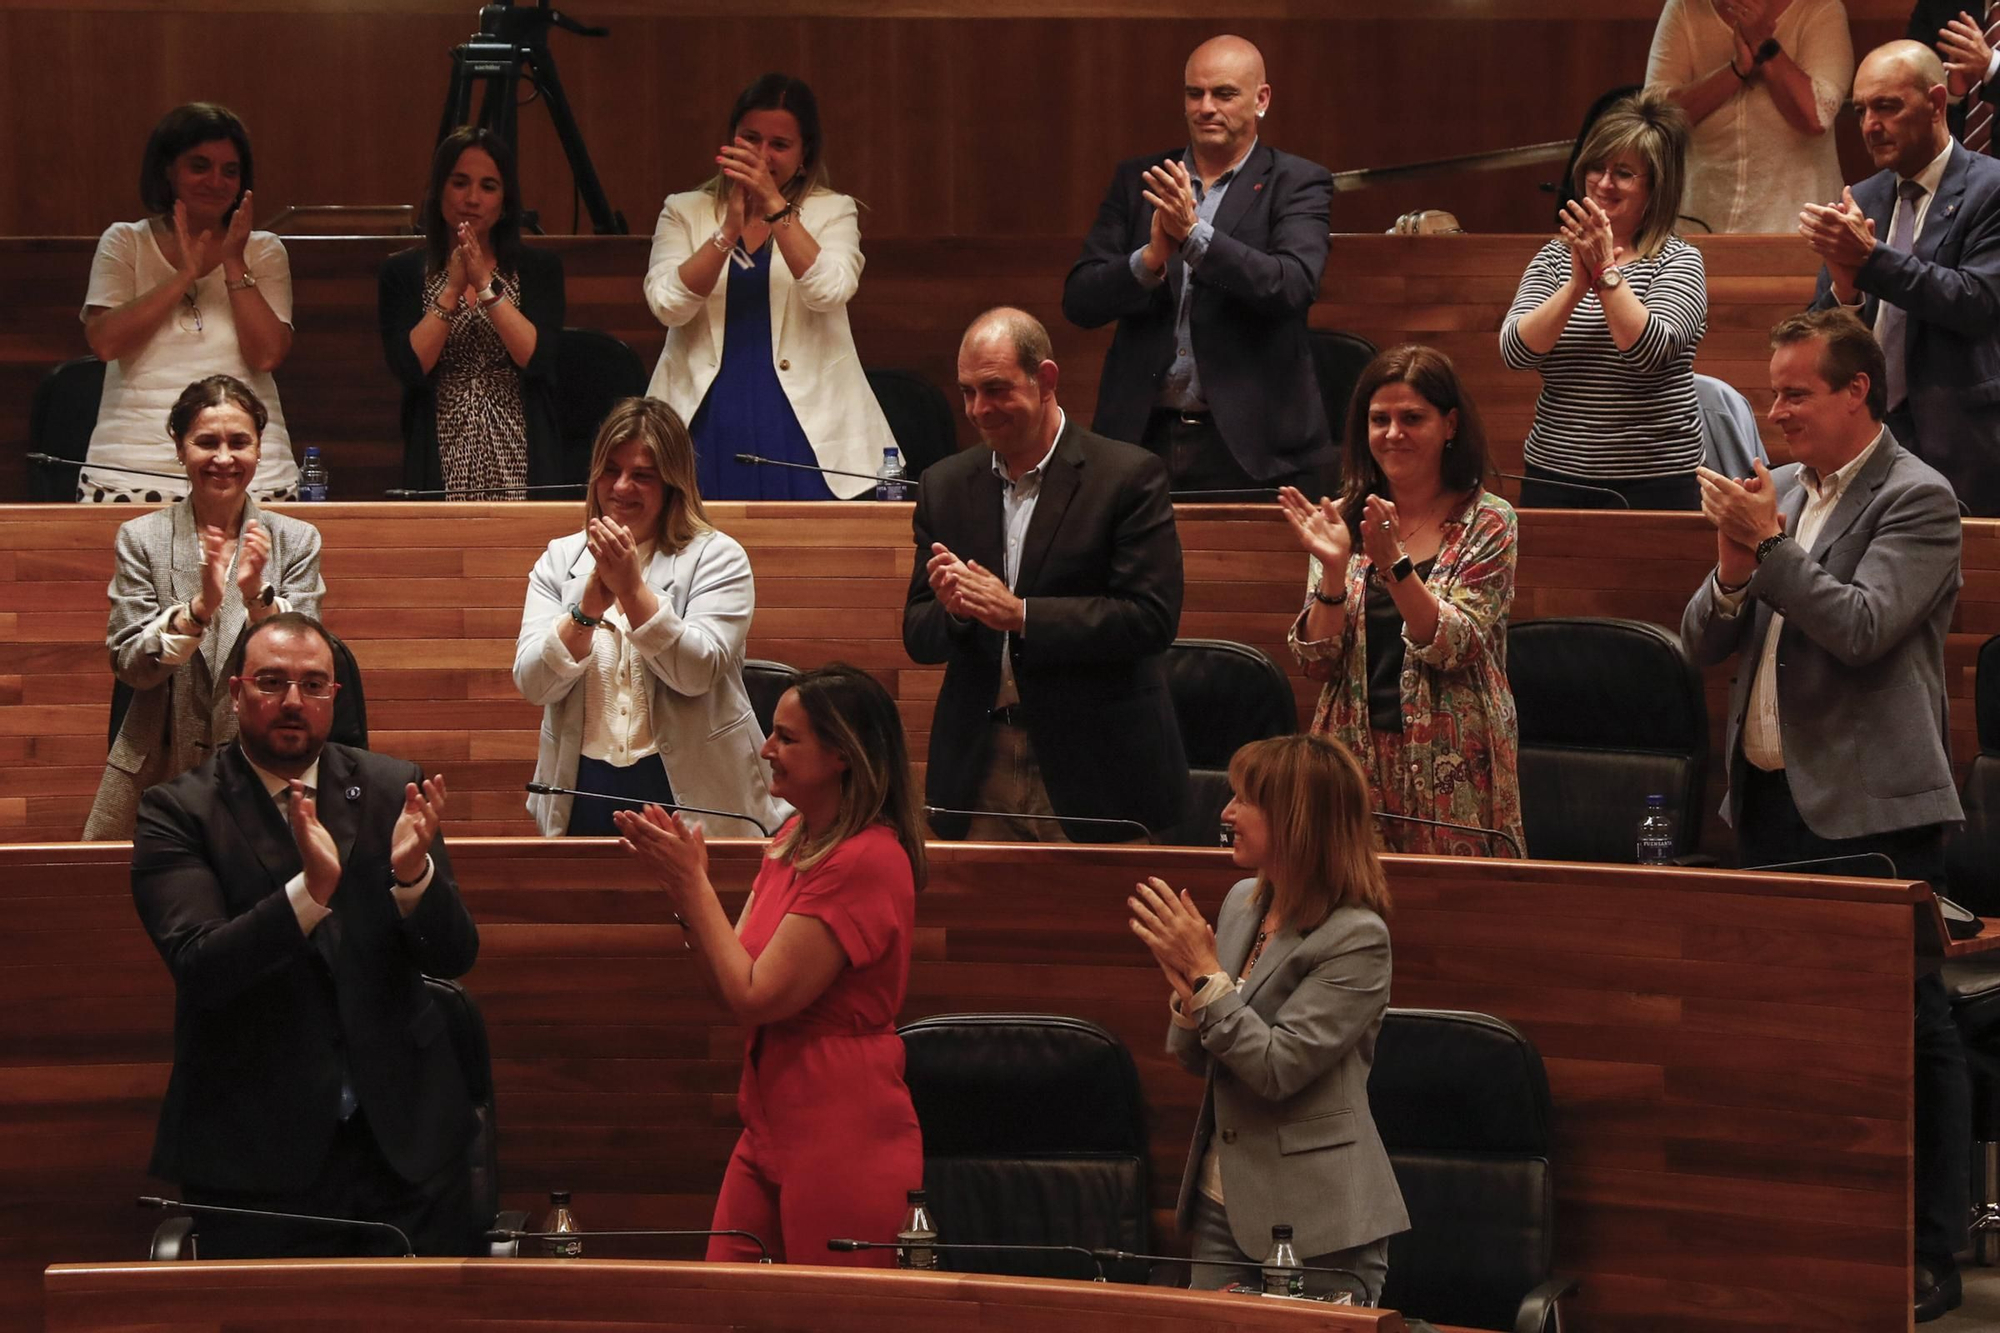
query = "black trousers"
xmin=1140 ymin=409 xmax=1320 ymax=497
xmin=182 ymin=1110 xmax=480 ymax=1258
xmin=1516 ymin=463 xmax=1699 ymax=512
xmin=1737 ymin=764 xmax=1971 ymax=1266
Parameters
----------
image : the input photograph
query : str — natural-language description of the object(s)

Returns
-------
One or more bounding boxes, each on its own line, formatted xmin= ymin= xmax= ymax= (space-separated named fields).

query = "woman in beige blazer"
xmin=642 ymin=74 xmax=895 ymax=501
xmin=84 ymin=375 xmax=323 ymax=839
xmin=1131 ymin=733 xmax=1409 ymax=1305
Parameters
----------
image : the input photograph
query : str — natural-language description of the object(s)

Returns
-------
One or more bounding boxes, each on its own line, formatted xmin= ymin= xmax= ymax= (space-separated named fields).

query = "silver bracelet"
xmin=709 ymin=228 xmax=732 ymax=253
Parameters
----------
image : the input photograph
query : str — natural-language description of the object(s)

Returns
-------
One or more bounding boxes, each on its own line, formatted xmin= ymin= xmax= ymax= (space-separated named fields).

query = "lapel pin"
xmin=346 ymin=786 xmax=361 ymax=801
xmin=1253 ymin=182 xmax=1264 ymax=192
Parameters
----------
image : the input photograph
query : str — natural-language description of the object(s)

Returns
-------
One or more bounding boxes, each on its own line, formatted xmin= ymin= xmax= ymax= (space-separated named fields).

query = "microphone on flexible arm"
xmin=523 ymin=782 xmax=773 ymax=837
xmin=734 ymin=452 xmax=907 ymax=489
xmin=486 ymin=1224 xmax=771 ymax=1261
xmin=137 ymin=1194 xmax=414 ymax=1257
xmin=1168 ymin=487 xmax=1282 ymax=501
xmin=1368 ymin=809 xmax=1523 ymax=859
xmin=383 ymin=482 xmax=589 ymax=499
xmin=826 ymin=1237 xmax=1106 ymax=1280
xmin=28 ymin=453 xmax=187 ymax=483
xmin=923 ymin=804 xmax=1153 ymax=844
xmin=1494 ymin=471 xmax=1632 ymax=508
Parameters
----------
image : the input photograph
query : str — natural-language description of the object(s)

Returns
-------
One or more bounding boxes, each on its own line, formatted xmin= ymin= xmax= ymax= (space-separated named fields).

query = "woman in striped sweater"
xmin=1501 ymin=92 xmax=1708 ymax=510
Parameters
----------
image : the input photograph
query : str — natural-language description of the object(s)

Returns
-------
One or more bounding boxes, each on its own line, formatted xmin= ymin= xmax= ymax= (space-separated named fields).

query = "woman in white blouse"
xmin=515 ymin=397 xmax=785 ymax=838
xmin=81 ymin=103 xmax=297 ymax=502
xmin=1646 ymin=0 xmax=1853 ymax=234
xmin=641 ymin=73 xmax=895 ymax=500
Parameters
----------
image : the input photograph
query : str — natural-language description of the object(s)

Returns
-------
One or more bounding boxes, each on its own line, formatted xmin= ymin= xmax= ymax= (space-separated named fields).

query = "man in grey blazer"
xmin=1683 ymin=308 xmax=1968 ymax=1322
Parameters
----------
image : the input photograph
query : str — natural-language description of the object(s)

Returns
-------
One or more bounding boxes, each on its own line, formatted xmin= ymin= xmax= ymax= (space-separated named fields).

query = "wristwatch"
xmin=1754 ymin=37 xmax=1781 ymax=66
xmin=1754 ymin=532 xmax=1790 ymax=564
xmin=567 ymin=602 xmax=604 ymax=629
xmin=256 ymin=582 xmax=277 ymax=608
xmin=1390 ymin=554 xmax=1416 ymax=583
xmin=477 ymin=277 xmax=504 ymax=307
xmin=225 ymin=271 xmax=257 ymax=291
xmin=1595 ymin=265 xmax=1624 ymax=292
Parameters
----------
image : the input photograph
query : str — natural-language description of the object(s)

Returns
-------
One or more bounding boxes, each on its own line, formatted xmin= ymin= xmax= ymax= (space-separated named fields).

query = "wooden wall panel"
xmin=1 ymin=840 xmax=1928 ymax=1332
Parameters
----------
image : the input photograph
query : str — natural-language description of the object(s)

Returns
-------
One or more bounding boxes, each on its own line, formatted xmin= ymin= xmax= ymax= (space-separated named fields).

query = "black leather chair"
xmin=554 ymin=327 xmax=648 ymax=488
xmin=149 ymin=977 xmax=524 ymax=1259
xmin=1370 ymin=1008 xmax=1574 ymax=1331
xmin=897 ymin=1013 xmax=1150 ymax=1283
xmin=866 ymin=368 xmax=957 ymax=482
xmin=1309 ymin=329 xmax=1378 ymax=452
xmin=28 ymin=356 xmax=105 ymax=502
xmin=1944 ymin=634 xmax=2000 ymax=1264
xmin=109 ymin=627 xmax=370 ymax=754
xmin=1161 ymin=638 xmax=1298 ymax=846
xmin=1507 ymin=617 xmax=1708 ymax=862
xmin=741 ymin=659 xmax=799 ymax=738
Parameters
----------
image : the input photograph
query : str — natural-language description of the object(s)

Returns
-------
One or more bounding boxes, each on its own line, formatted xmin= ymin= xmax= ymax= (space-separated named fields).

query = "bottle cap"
xmin=1647 ymin=794 xmax=1664 ymax=807
xmin=1271 ymin=1224 xmax=1292 ymax=1240
xmin=550 ymin=1189 xmax=571 ymax=1204
xmin=906 ymin=1188 xmax=926 ymax=1204
xmin=304 ymin=446 xmax=321 ymax=458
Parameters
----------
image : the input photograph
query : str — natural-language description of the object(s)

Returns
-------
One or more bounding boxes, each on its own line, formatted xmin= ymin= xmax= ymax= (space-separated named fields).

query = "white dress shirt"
xmin=246 ymin=753 xmax=434 ymax=933
xmin=988 ymin=412 xmax=1065 ymax=708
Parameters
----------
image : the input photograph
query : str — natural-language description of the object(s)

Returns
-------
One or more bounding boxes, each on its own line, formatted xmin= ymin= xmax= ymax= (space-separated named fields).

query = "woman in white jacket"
xmin=642 ymin=73 xmax=896 ymax=500
xmin=514 ymin=397 xmax=786 ymax=837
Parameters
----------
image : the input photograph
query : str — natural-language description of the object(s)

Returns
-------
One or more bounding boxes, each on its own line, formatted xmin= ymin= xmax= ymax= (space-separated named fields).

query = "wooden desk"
xmin=3 ymin=503 xmax=1995 ymax=853
xmin=1 ymin=840 xmax=1946 ymax=1332
xmin=42 ymin=1258 xmax=1409 ymax=1332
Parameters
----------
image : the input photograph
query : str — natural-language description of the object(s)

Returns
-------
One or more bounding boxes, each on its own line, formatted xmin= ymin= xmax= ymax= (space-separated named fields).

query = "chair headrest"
xmin=1369 ymin=1009 xmax=1551 ymax=1154
xmin=898 ymin=1014 xmax=1146 ymax=1154
xmin=1508 ymin=617 xmax=1704 ymax=751
xmin=1979 ymin=634 xmax=2000 ymax=754
xmin=1163 ymin=639 xmax=1298 ymax=767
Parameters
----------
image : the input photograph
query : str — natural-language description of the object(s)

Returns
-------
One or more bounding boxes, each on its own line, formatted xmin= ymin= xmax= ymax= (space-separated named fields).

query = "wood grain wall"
xmin=0 ymin=2 xmax=1916 ymax=242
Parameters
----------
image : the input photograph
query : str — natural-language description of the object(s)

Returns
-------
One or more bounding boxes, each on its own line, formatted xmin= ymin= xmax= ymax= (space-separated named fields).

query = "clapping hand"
xmin=1696 ymin=462 xmax=1784 ymax=551
xmin=288 ymin=780 xmax=343 ymax=907
xmin=614 ymin=805 xmax=713 ymax=913
xmin=389 ymin=775 xmax=447 ymax=887
xmin=718 ymin=137 xmax=788 ymax=220
xmin=586 ymin=516 xmax=646 ymax=605
xmin=1360 ymin=493 xmax=1404 ymax=571
xmin=171 ymin=200 xmax=224 ymax=283
xmin=1558 ymin=197 xmax=1616 ymax=280
xmin=925 ymin=542 xmax=1024 ymax=631
xmin=1141 ymin=158 xmax=1199 ymax=246
xmin=193 ymin=525 xmax=237 ymax=627
xmin=219 ymin=191 xmax=254 ymax=269
xmin=1715 ymin=0 xmax=1778 ymax=47
xmin=1128 ymin=877 xmax=1221 ymax=1004
xmin=1798 ymin=188 xmax=1874 ymax=292
xmin=1276 ymin=485 xmax=1353 ymax=576
xmin=233 ymin=519 xmax=270 ymax=606
xmin=456 ymin=222 xmax=495 ymax=295
xmin=1939 ymin=13 xmax=1995 ymax=98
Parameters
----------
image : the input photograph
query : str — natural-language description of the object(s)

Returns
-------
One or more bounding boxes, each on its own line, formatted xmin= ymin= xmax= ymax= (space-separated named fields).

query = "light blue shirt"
xmin=987 ymin=410 xmax=1065 ymax=706
xmin=1127 ymin=140 xmax=1258 ymax=412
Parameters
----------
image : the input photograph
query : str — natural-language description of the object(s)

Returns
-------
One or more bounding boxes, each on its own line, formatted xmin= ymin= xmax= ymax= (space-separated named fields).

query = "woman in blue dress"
xmin=641 ymin=74 xmax=897 ymax=500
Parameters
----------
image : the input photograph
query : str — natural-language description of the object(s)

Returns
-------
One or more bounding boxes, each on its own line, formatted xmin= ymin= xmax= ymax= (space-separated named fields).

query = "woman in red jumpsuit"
xmin=616 ymin=662 xmax=926 ymax=1264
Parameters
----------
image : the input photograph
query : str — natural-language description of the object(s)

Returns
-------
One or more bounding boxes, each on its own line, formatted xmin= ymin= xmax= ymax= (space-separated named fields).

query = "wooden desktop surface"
xmin=2 ymin=839 xmax=1943 ymax=1333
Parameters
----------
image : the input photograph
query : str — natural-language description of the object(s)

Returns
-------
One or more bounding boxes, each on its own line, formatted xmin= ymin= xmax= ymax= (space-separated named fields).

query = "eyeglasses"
xmin=177 ymin=292 xmax=203 ymax=335
xmin=245 ymin=674 xmax=339 ymax=700
xmin=1584 ymin=165 xmax=1648 ymax=188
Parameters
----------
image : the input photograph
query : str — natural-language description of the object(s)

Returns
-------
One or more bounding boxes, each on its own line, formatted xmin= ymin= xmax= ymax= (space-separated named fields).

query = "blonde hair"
xmin=583 ymin=398 xmax=709 ymax=553
xmin=1570 ymin=90 xmax=1690 ymax=261
xmin=1227 ymin=734 xmax=1390 ymax=931
xmin=768 ymin=664 xmax=927 ymax=889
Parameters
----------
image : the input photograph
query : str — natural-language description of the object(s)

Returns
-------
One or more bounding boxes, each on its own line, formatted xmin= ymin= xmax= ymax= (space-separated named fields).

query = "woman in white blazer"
xmin=514 ymin=398 xmax=786 ymax=838
xmin=641 ymin=73 xmax=895 ymax=500
xmin=1131 ymin=733 xmax=1408 ymax=1305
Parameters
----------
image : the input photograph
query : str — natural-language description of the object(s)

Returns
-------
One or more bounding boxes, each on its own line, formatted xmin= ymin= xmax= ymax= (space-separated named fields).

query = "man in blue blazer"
xmin=1805 ymin=39 xmax=2000 ymax=515
xmin=1062 ymin=35 xmax=1333 ymax=495
xmin=1683 ymin=309 xmax=1968 ymax=1322
xmin=1906 ymin=1 xmax=2000 ymax=140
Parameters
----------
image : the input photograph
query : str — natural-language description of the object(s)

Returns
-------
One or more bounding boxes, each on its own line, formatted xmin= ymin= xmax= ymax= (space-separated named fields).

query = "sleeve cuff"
xmin=1988 ymin=49 xmax=1999 ymax=82
xmin=1128 ymin=247 xmax=1166 ymax=289
xmin=1180 ymin=219 xmax=1215 ymax=266
xmin=1712 ymin=571 xmax=1750 ymax=615
xmin=285 ymin=871 xmax=333 ymax=934
xmin=155 ymin=606 xmax=201 ymax=665
xmin=624 ymin=597 xmax=681 ymax=655
xmin=391 ymin=854 xmax=435 ymax=918
xmin=1186 ymin=971 xmax=1235 ymax=1015
xmin=539 ymin=621 xmax=591 ymax=676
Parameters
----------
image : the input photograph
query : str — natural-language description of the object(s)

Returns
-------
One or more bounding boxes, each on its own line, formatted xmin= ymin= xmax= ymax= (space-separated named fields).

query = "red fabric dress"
xmin=707 ymin=821 xmax=924 ymax=1265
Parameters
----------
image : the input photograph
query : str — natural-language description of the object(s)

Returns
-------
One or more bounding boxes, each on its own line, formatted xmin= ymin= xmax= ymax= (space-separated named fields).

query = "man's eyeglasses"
xmin=245 ymin=674 xmax=339 ymax=700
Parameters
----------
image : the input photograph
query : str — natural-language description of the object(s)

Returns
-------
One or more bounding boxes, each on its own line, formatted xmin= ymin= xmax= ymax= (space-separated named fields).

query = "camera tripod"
xmin=437 ymin=0 xmax=627 ymax=234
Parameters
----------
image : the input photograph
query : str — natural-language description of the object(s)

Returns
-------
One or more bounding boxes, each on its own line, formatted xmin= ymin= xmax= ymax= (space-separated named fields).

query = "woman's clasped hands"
xmin=1129 ymin=876 xmax=1222 ymax=1005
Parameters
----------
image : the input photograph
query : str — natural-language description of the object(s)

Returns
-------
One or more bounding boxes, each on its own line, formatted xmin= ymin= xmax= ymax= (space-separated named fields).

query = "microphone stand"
xmin=1495 ymin=470 xmax=1632 ymax=509
xmin=488 ymin=1225 xmax=771 ymax=1261
xmin=138 ymin=1195 xmax=414 ymax=1257
xmin=827 ymin=1237 xmax=1106 ymax=1280
xmin=1088 ymin=1247 xmax=1372 ymax=1304
xmin=29 ymin=453 xmax=188 ymax=484
xmin=734 ymin=452 xmax=902 ymax=488
xmin=524 ymin=782 xmax=773 ymax=837
xmin=384 ymin=482 xmax=589 ymax=499
xmin=1370 ymin=809 xmax=1522 ymax=858
xmin=923 ymin=804 xmax=1152 ymax=842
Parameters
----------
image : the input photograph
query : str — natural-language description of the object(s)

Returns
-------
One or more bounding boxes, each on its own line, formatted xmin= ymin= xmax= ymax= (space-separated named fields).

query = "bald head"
xmin=1184 ymin=34 xmax=1271 ymax=172
xmin=957 ymin=308 xmax=1059 ymax=467
xmin=1853 ymin=40 xmax=1950 ymax=178
xmin=960 ymin=307 xmax=1053 ymax=377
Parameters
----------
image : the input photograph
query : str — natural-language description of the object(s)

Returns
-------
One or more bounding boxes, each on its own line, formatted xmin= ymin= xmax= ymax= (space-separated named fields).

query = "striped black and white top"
xmin=1499 ymin=235 xmax=1709 ymax=480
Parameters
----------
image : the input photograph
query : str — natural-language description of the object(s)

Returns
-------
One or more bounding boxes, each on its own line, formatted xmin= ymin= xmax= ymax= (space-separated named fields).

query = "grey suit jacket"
xmin=1167 ymin=878 xmax=1409 ymax=1259
xmin=83 ymin=499 xmax=324 ymax=840
xmin=1681 ymin=431 xmax=1962 ymax=840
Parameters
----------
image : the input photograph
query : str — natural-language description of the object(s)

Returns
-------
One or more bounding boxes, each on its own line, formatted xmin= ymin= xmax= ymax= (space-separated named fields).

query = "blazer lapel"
xmin=1208 ymin=142 xmax=1273 ymax=243
xmin=217 ymin=743 xmax=304 ymax=894
xmin=1239 ymin=927 xmax=1306 ymax=1007
xmin=1215 ymin=891 xmax=1261 ymax=980
xmin=315 ymin=743 xmax=364 ymax=873
xmin=1809 ymin=435 xmax=1897 ymax=557
xmin=200 ymin=499 xmax=255 ymax=683
xmin=1916 ymin=148 xmax=1970 ymax=265
xmin=1011 ymin=423 xmax=1083 ymax=596
xmin=960 ymin=453 xmax=1007 ymax=575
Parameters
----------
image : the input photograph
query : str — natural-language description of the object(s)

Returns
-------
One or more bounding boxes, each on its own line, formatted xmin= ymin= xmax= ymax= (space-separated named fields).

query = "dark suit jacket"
xmin=902 ymin=420 xmax=1188 ymax=841
xmin=377 ymin=245 xmax=566 ymax=493
xmin=1061 ymin=144 xmax=1334 ymax=482
xmin=1907 ymin=0 xmax=2000 ymax=139
xmin=1681 ymin=433 xmax=1964 ymax=840
xmin=132 ymin=741 xmax=480 ymax=1193
xmin=1810 ymin=142 xmax=2000 ymax=515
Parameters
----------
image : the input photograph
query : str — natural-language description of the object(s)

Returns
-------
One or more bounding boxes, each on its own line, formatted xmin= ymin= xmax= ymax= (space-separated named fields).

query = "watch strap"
xmin=1754 ymin=36 xmax=1781 ymax=65
xmin=567 ymin=602 xmax=604 ymax=629
xmin=1390 ymin=554 xmax=1416 ymax=583
xmin=1754 ymin=532 xmax=1789 ymax=564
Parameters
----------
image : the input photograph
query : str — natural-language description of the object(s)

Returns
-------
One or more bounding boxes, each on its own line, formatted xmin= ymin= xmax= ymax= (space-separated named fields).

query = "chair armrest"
xmin=487 ymin=1208 xmax=532 ymax=1258
xmin=1514 ymin=1275 xmax=1579 ymax=1333
xmin=149 ymin=1215 xmax=196 ymax=1261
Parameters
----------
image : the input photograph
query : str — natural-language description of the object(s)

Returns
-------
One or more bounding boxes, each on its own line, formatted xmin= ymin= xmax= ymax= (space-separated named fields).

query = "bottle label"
xmin=549 ymin=1236 xmax=583 ymax=1258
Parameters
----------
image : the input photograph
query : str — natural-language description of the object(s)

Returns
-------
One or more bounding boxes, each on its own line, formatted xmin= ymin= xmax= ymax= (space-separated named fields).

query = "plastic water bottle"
xmin=1637 ymin=794 xmax=1675 ymax=865
xmin=894 ymin=1188 xmax=938 ymax=1270
xmin=540 ymin=1190 xmax=582 ymax=1258
xmin=875 ymin=446 xmax=909 ymax=501
xmin=1260 ymin=1223 xmax=1305 ymax=1297
xmin=298 ymin=446 xmax=329 ymax=502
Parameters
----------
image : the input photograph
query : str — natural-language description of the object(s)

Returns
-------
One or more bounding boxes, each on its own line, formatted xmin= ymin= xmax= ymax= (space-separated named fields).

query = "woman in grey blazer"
xmin=83 ymin=375 xmax=324 ymax=839
xmin=1131 ymin=733 xmax=1408 ymax=1304
xmin=514 ymin=397 xmax=784 ymax=838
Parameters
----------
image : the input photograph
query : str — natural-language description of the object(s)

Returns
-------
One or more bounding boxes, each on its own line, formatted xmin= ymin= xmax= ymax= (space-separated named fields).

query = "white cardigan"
xmin=513 ymin=526 xmax=787 ymax=838
xmin=642 ymin=187 xmax=896 ymax=499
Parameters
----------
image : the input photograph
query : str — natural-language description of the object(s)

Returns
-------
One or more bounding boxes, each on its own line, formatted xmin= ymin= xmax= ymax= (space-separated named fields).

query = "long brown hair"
xmin=1338 ymin=344 xmax=1490 ymax=542
xmin=583 ymin=398 xmax=710 ymax=553
xmin=768 ymin=664 xmax=927 ymax=889
xmin=1228 ymin=734 xmax=1390 ymax=932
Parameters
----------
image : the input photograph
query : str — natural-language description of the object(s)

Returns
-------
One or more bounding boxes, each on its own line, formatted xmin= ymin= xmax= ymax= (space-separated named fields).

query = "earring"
xmin=1444 ymin=437 xmax=1456 ymax=450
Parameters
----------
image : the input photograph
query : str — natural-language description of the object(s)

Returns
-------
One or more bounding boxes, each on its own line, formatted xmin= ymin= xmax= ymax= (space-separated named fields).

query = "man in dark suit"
xmin=132 ymin=612 xmax=480 ymax=1257
xmin=1803 ymin=39 xmax=2000 ymax=515
xmin=1061 ymin=34 xmax=1333 ymax=495
xmin=1907 ymin=1 xmax=2000 ymax=140
xmin=1683 ymin=309 xmax=1969 ymax=1323
xmin=903 ymin=307 xmax=1187 ymax=843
